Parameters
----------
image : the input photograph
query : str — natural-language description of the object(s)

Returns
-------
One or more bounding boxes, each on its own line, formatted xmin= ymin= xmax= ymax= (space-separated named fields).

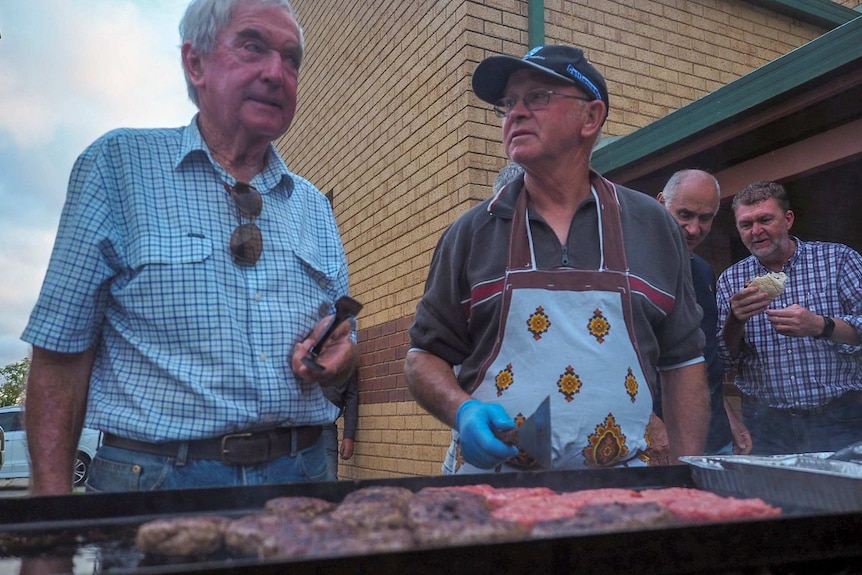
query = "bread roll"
xmin=746 ymin=272 xmax=787 ymax=299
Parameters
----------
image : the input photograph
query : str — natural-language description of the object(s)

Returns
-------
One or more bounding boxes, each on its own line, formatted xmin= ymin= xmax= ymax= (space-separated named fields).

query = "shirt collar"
xmin=753 ymin=235 xmax=803 ymax=275
xmin=176 ymin=115 xmax=294 ymax=196
xmin=487 ymin=169 xmax=602 ymax=218
xmin=784 ymin=236 xmax=804 ymax=271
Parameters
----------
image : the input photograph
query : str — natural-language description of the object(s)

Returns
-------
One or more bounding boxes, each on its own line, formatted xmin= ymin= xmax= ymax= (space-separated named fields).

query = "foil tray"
xmin=681 ymin=453 xmax=862 ymax=513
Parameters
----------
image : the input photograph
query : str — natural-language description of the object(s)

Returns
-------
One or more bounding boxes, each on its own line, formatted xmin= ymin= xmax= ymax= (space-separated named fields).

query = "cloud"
xmin=0 ymin=0 xmax=197 ymax=366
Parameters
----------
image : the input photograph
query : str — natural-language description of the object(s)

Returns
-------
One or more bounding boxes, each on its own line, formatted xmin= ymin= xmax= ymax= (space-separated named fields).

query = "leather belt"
xmin=778 ymin=391 xmax=862 ymax=418
xmin=102 ymin=426 xmax=322 ymax=466
xmin=785 ymin=405 xmax=828 ymax=417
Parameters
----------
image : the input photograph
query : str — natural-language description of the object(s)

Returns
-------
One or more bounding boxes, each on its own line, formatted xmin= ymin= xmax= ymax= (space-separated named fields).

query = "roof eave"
xmin=592 ymin=16 xmax=862 ymax=177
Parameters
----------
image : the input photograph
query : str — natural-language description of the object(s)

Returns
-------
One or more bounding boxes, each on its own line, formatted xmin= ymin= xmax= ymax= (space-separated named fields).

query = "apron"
xmin=444 ymin=176 xmax=653 ymax=474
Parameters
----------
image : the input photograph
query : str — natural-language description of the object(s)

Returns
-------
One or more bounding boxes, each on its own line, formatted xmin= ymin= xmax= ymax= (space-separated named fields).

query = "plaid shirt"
xmin=716 ymin=238 xmax=862 ymax=409
xmin=23 ymin=117 xmax=345 ymax=441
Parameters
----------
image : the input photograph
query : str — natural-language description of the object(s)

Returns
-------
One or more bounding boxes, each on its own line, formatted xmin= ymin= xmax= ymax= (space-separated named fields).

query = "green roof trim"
xmin=592 ymin=16 xmax=862 ymax=175
xmin=743 ymin=0 xmax=859 ymax=29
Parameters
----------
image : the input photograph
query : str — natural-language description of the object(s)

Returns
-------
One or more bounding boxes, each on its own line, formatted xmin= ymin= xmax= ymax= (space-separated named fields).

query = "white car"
xmin=0 ymin=405 xmax=102 ymax=487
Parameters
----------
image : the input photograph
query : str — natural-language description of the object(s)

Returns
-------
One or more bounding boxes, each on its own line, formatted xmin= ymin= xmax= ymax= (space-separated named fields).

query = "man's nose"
xmin=507 ymin=98 xmax=533 ymax=118
xmin=683 ymin=221 xmax=700 ymax=236
xmin=261 ymin=50 xmax=284 ymax=82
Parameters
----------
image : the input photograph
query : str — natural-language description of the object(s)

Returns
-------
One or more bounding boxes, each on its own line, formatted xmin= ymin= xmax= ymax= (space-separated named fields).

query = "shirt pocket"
xmin=292 ymin=246 xmax=341 ymax=295
xmin=126 ymin=233 xmax=213 ymax=269
xmin=116 ymin=234 xmax=218 ymax=333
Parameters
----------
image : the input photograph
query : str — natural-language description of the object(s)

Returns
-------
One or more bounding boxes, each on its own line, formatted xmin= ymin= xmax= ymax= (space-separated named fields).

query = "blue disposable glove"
xmin=455 ymin=399 xmax=519 ymax=469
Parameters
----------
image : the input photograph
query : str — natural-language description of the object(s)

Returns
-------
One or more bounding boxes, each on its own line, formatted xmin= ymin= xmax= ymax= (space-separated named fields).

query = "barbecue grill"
xmin=1 ymin=465 xmax=860 ymax=575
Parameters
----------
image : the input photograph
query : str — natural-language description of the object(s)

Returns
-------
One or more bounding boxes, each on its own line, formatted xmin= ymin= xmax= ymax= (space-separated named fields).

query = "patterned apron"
xmin=444 ymin=176 xmax=653 ymax=474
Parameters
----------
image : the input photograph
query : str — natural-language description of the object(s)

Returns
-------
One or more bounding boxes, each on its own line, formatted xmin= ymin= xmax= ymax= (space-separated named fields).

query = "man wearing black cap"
xmin=406 ymin=46 xmax=710 ymax=474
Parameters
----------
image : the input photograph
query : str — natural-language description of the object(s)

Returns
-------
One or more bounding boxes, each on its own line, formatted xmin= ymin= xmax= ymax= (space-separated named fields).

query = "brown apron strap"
xmin=506 ymin=170 xmax=628 ymax=273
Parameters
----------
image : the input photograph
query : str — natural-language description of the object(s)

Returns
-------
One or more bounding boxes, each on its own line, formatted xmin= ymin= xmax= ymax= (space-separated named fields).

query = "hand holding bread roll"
xmin=746 ymin=272 xmax=787 ymax=299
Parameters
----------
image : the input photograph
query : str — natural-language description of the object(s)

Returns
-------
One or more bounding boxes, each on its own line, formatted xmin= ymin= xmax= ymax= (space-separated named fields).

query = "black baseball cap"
xmin=472 ymin=45 xmax=609 ymax=119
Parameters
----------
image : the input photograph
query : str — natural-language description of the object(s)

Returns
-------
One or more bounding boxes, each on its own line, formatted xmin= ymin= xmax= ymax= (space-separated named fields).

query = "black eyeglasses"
xmin=493 ymin=89 xmax=592 ymax=118
xmin=224 ymin=182 xmax=263 ymax=266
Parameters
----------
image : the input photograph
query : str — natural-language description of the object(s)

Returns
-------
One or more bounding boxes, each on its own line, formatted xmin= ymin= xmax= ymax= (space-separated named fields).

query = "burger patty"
xmin=135 ymin=515 xmax=231 ymax=557
xmin=408 ymin=488 xmax=527 ymax=547
xmin=257 ymin=515 xmax=415 ymax=560
xmin=224 ymin=513 xmax=304 ymax=557
xmin=341 ymin=485 xmax=414 ymax=508
xmin=531 ymin=501 xmax=677 ymax=538
xmin=263 ymin=496 xmax=335 ymax=518
xmin=329 ymin=501 xmax=409 ymax=530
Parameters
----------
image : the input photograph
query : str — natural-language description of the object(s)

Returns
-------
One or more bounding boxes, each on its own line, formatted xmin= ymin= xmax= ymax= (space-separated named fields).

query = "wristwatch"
xmin=819 ymin=316 xmax=836 ymax=339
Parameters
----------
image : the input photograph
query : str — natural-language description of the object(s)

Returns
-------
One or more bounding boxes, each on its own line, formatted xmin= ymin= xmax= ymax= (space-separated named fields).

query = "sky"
xmin=0 ymin=0 xmax=198 ymax=367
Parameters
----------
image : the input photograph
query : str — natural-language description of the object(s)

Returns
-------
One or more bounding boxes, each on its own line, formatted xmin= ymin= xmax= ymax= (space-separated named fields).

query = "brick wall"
xmin=539 ymin=1 xmax=823 ymax=136
xmin=281 ymin=0 xmax=824 ymax=479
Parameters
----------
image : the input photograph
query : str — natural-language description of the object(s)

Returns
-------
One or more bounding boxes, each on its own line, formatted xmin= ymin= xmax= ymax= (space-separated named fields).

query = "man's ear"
xmin=785 ymin=209 xmax=795 ymax=230
xmin=182 ymin=42 xmax=205 ymax=88
xmin=657 ymin=192 xmax=666 ymax=205
xmin=581 ymin=100 xmax=606 ymax=138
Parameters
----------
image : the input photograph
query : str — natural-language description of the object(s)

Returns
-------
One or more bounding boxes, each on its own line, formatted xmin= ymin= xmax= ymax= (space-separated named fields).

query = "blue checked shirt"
xmin=716 ymin=238 xmax=862 ymax=409
xmin=22 ymin=117 xmax=345 ymax=441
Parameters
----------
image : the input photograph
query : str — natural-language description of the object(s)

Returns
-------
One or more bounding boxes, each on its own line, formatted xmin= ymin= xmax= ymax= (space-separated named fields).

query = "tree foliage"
xmin=1 ymin=357 xmax=29 ymax=407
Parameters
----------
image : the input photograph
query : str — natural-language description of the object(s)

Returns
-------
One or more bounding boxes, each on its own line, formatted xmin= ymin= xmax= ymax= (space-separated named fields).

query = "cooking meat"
xmin=531 ymin=501 xmax=677 ymax=538
xmin=408 ymin=487 xmax=527 ymax=547
xmin=408 ymin=488 xmax=491 ymax=524
xmin=341 ymin=485 xmax=414 ymax=508
xmin=257 ymin=515 xmax=415 ymax=560
xmin=329 ymin=501 xmax=409 ymax=530
xmin=223 ymin=513 xmax=302 ymax=557
xmin=263 ymin=496 xmax=335 ymax=518
xmin=330 ymin=486 xmax=415 ymax=530
xmin=135 ymin=485 xmax=783 ymax=560
xmin=636 ymin=488 xmax=781 ymax=521
xmin=492 ymin=488 xmax=641 ymax=528
xmin=412 ymin=515 xmax=527 ymax=547
xmin=135 ymin=515 xmax=230 ymax=557
xmin=424 ymin=484 xmax=557 ymax=509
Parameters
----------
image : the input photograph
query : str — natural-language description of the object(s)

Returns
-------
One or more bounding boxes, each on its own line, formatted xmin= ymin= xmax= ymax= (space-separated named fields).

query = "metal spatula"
xmin=495 ymin=395 xmax=552 ymax=469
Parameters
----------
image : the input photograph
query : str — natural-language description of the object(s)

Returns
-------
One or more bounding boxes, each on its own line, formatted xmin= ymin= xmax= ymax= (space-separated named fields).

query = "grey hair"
xmin=179 ymin=0 xmax=305 ymax=107
xmin=661 ymin=169 xmax=721 ymax=214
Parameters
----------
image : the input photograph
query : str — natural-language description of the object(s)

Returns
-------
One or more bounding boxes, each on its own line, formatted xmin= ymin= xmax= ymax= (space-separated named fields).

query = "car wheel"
xmin=74 ymin=452 xmax=91 ymax=487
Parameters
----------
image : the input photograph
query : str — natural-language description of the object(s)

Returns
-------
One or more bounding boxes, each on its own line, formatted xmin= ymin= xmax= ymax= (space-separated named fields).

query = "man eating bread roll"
xmin=716 ymin=181 xmax=862 ymax=456
xmin=745 ymin=272 xmax=787 ymax=299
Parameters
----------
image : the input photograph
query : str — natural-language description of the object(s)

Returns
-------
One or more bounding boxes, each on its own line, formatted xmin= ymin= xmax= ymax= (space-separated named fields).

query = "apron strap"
xmin=506 ymin=170 xmax=628 ymax=273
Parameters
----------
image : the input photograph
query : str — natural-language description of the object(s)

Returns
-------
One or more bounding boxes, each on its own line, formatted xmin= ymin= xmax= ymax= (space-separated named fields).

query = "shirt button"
xmin=318 ymin=302 xmax=330 ymax=317
xmin=318 ymin=279 xmax=328 ymax=289
xmin=259 ymin=353 xmax=268 ymax=362
xmin=254 ymin=293 xmax=263 ymax=302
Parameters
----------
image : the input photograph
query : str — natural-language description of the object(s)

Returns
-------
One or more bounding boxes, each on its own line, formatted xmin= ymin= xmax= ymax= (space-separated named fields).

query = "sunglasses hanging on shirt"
xmin=224 ymin=182 xmax=263 ymax=266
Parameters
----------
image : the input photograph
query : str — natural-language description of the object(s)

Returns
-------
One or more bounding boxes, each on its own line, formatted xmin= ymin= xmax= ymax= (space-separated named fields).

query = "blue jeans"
xmin=742 ymin=394 xmax=862 ymax=455
xmin=85 ymin=437 xmax=328 ymax=492
xmin=322 ymin=423 xmax=339 ymax=481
